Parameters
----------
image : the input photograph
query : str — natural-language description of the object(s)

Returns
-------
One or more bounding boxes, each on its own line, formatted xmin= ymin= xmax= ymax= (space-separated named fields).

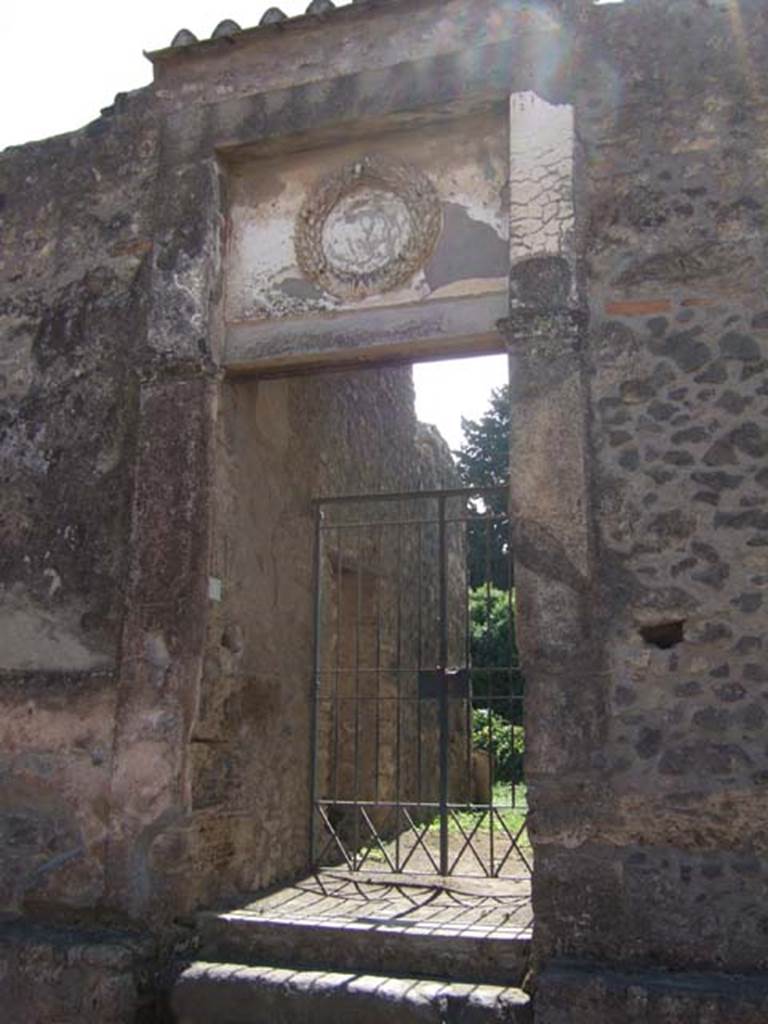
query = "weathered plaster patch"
xmin=143 ymin=633 xmax=171 ymax=688
xmin=429 ymin=277 xmax=508 ymax=301
xmin=0 ymin=588 xmax=114 ymax=672
xmin=0 ymin=318 xmax=36 ymax=400
xmin=42 ymin=568 xmax=62 ymax=598
xmin=277 ymin=277 xmax=327 ymax=303
xmin=509 ymin=91 xmax=575 ymax=271
xmin=424 ymin=203 xmax=508 ymax=292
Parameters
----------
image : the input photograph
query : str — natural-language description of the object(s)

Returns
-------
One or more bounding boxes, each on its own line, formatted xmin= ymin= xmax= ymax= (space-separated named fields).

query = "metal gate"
xmin=310 ymin=486 xmax=530 ymax=879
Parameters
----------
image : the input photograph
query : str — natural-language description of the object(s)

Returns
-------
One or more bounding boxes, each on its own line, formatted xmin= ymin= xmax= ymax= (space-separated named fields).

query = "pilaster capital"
xmin=497 ymin=305 xmax=588 ymax=358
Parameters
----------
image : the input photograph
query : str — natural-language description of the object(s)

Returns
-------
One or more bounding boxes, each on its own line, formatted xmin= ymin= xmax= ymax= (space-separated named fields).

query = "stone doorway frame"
xmin=111 ymin=18 xmax=596 ymax=977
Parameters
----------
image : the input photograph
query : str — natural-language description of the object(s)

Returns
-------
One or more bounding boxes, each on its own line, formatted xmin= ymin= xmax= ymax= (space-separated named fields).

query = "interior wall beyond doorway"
xmin=183 ymin=364 xmax=459 ymax=909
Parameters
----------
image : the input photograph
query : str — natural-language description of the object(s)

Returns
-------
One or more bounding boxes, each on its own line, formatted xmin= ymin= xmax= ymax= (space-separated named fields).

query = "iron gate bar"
xmin=448 ymin=808 xmax=489 ymax=875
xmin=315 ymin=668 xmax=521 ymax=677
xmin=437 ymin=493 xmax=449 ymax=876
xmin=316 ymin=800 xmax=522 ymax=809
xmin=314 ymin=801 xmax=529 ymax=880
xmin=416 ymin=519 xmax=424 ymax=808
xmin=492 ymin=809 xmax=533 ymax=876
xmin=399 ymin=807 xmax=440 ymax=874
xmin=317 ymin=516 xmax=507 ymax=531
xmin=316 ymin=668 xmax=520 ymax=677
xmin=308 ymin=502 xmax=323 ymax=867
xmin=333 ymin=525 xmax=343 ymax=803
xmin=353 ymin=528 xmax=362 ymax=868
xmin=374 ymin=522 xmax=383 ymax=808
xmin=395 ymin=515 xmax=403 ymax=873
xmin=484 ymin=507 xmax=496 ymax=877
xmin=313 ymin=484 xmax=509 ymax=507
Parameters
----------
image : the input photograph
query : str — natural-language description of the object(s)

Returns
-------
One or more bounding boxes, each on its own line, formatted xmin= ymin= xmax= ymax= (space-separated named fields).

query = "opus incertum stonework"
xmin=1 ymin=1 xmax=767 ymax=1022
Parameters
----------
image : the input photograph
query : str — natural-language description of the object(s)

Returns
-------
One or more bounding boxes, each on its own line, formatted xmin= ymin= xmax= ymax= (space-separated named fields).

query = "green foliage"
xmin=469 ymin=585 xmax=517 ymax=669
xmin=472 ymin=708 xmax=525 ymax=784
xmin=455 ymin=384 xmax=511 ymax=588
xmin=430 ymin=783 xmax=530 ymax=839
xmin=456 ymin=388 xmax=526 ymax=786
xmin=455 ymin=384 xmax=511 ymax=492
xmin=468 ymin=585 xmax=524 ymax=783
xmin=469 ymin=586 xmax=523 ymax=725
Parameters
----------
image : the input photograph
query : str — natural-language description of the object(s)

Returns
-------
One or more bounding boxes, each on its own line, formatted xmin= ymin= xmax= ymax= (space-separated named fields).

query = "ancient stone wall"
xmin=525 ymin=0 xmax=768 ymax=1017
xmin=0 ymin=95 xmax=460 ymax=1012
xmin=0 ymin=922 xmax=157 ymax=1024
xmin=0 ymin=88 xmax=158 ymax=919
xmin=2 ymin=1 xmax=768 ymax=1021
xmin=0 ymin=88 xmax=173 ymax=1021
xmin=0 ymin=91 xmax=157 ymax=676
xmin=1 ymin=3 xmax=514 ymax=1011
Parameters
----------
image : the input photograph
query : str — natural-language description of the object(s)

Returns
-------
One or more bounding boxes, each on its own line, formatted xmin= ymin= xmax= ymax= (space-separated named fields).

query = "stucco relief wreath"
xmin=294 ymin=156 xmax=443 ymax=301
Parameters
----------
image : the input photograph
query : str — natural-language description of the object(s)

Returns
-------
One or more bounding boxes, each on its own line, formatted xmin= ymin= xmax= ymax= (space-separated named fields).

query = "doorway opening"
xmin=303 ymin=351 xmax=528 ymax=884
xmin=310 ymin=484 xmax=529 ymax=882
xmin=199 ymin=350 xmax=533 ymax=950
xmin=201 ymin=349 xmax=530 ymax=919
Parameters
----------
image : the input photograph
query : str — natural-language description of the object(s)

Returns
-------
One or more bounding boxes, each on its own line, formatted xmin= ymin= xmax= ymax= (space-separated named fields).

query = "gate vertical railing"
xmin=437 ymin=493 xmax=449 ymax=876
xmin=309 ymin=485 xmax=530 ymax=879
xmin=308 ymin=501 xmax=323 ymax=869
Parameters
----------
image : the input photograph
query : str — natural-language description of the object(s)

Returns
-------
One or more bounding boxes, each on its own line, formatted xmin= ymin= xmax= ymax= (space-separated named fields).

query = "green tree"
xmin=456 ymin=386 xmax=525 ymax=785
xmin=455 ymin=384 xmax=511 ymax=491
xmin=469 ymin=586 xmax=524 ymax=782
xmin=455 ymin=384 xmax=511 ymax=587
xmin=469 ymin=586 xmax=523 ymax=723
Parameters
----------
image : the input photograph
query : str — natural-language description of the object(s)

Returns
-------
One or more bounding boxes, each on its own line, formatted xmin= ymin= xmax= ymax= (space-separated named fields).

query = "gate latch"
xmin=418 ymin=668 xmax=470 ymax=700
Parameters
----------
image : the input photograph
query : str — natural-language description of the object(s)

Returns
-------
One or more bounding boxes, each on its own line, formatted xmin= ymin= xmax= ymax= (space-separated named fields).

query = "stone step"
xmin=198 ymin=910 xmax=531 ymax=986
xmin=172 ymin=961 xmax=532 ymax=1024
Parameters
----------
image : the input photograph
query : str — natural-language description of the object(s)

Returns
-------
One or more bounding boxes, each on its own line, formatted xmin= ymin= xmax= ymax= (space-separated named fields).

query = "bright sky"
xmin=3 ymin=0 xmax=508 ymax=452
xmin=413 ymin=356 xmax=508 ymax=451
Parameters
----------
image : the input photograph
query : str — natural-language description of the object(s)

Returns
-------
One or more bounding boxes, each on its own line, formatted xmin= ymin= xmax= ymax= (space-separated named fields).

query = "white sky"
xmin=2 ymin=0 xmax=508 ymax=452
xmin=413 ymin=356 xmax=508 ymax=451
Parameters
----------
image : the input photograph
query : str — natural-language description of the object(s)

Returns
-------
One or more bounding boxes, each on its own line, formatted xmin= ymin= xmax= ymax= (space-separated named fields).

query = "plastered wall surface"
xmin=225 ymin=112 xmax=508 ymax=324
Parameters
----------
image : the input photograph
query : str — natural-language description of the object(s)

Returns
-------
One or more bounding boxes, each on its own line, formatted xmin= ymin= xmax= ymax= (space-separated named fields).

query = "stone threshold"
xmin=173 ymin=961 xmax=532 ymax=1024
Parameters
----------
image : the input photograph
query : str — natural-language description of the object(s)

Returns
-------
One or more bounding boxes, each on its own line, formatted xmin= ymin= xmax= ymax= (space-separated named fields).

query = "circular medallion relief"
xmin=295 ymin=156 xmax=442 ymax=300
xmin=321 ymin=188 xmax=413 ymax=277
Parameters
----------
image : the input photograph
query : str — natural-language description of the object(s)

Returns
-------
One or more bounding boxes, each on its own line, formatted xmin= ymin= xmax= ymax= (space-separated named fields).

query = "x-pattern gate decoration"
xmin=310 ymin=486 xmax=530 ymax=879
